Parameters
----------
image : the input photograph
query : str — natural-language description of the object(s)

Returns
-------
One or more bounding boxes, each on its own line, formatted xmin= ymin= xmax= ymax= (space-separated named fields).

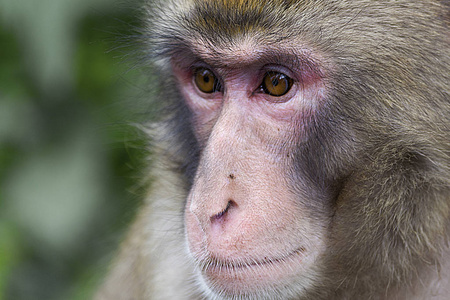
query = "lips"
xmin=202 ymin=247 xmax=305 ymax=270
xmin=195 ymin=247 xmax=306 ymax=294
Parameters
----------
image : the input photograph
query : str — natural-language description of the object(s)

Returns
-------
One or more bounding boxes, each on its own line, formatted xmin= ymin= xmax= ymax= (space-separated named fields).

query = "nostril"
xmin=211 ymin=200 xmax=235 ymax=222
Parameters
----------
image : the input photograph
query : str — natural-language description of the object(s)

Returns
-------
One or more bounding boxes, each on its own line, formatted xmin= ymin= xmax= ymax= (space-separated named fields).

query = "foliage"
xmin=0 ymin=0 xmax=149 ymax=299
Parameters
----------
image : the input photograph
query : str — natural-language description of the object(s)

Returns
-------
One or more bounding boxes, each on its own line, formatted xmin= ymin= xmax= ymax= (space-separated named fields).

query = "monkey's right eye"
xmin=194 ymin=68 xmax=221 ymax=93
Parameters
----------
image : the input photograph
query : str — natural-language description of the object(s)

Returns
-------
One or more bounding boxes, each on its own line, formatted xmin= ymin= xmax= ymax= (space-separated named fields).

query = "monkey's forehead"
xmin=149 ymin=1 xmax=321 ymax=72
xmin=148 ymin=0 xmax=445 ymax=45
xmin=148 ymin=0 xmax=326 ymax=48
xmin=147 ymin=0 xmax=447 ymax=80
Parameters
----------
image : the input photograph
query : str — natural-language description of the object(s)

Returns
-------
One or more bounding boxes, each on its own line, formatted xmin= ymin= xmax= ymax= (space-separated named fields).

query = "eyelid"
xmin=260 ymin=64 xmax=296 ymax=80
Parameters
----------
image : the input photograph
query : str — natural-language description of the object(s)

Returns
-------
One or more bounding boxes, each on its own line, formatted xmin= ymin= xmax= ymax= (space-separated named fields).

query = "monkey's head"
xmin=145 ymin=0 xmax=450 ymax=298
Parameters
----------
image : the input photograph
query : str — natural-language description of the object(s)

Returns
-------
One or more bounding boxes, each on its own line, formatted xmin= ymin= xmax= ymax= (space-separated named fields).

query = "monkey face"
xmin=170 ymin=38 xmax=334 ymax=297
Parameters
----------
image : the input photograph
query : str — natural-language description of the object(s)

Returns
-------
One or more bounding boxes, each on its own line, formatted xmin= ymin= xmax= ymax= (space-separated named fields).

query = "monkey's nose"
xmin=189 ymin=197 xmax=238 ymax=234
xmin=210 ymin=200 xmax=235 ymax=223
xmin=208 ymin=199 xmax=239 ymax=239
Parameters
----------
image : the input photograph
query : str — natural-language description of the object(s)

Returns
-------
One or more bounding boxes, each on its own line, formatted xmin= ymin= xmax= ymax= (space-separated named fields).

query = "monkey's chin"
xmin=196 ymin=248 xmax=309 ymax=298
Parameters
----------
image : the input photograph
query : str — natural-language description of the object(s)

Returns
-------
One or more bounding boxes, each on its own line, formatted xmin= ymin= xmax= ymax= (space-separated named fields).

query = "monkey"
xmin=95 ymin=0 xmax=450 ymax=299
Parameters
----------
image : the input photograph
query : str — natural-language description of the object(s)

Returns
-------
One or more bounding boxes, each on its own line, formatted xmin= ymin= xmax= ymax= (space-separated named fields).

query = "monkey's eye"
xmin=194 ymin=68 xmax=221 ymax=93
xmin=262 ymin=71 xmax=293 ymax=97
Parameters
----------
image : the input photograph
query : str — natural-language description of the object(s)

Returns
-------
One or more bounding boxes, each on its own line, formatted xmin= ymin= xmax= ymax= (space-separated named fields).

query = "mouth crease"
xmin=200 ymin=247 xmax=305 ymax=271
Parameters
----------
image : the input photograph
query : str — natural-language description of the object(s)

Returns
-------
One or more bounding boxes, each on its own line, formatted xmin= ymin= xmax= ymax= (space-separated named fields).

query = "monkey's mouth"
xmin=203 ymin=247 xmax=305 ymax=270
xmin=196 ymin=247 xmax=306 ymax=293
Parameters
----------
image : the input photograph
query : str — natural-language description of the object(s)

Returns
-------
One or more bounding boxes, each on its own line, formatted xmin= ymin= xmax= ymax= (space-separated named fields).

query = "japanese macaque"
xmin=96 ymin=0 xmax=450 ymax=299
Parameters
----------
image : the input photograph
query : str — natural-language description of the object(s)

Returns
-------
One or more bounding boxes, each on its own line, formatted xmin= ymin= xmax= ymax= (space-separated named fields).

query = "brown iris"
xmin=194 ymin=68 xmax=220 ymax=93
xmin=262 ymin=71 xmax=293 ymax=97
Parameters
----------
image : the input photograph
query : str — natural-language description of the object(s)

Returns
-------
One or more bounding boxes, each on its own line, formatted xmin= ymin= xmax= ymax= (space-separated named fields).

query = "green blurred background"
xmin=0 ymin=0 xmax=152 ymax=299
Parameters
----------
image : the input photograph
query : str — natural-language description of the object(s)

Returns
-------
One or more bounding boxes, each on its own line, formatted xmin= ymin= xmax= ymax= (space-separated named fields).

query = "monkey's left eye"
xmin=194 ymin=68 xmax=221 ymax=93
xmin=261 ymin=71 xmax=293 ymax=97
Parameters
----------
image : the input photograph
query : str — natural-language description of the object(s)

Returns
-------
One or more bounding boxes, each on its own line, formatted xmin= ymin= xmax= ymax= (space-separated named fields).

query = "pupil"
xmin=204 ymin=75 xmax=210 ymax=83
xmin=272 ymin=78 xmax=279 ymax=86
